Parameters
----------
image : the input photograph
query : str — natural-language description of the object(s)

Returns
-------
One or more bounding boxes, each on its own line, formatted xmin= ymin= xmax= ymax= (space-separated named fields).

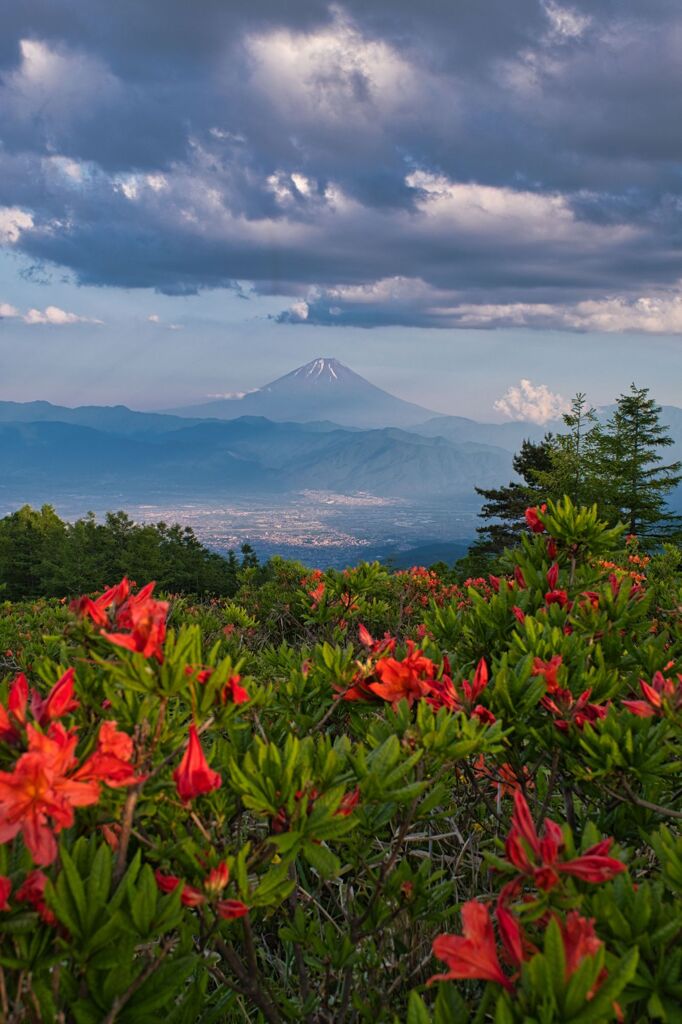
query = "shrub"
xmin=0 ymin=498 xmax=680 ymax=1022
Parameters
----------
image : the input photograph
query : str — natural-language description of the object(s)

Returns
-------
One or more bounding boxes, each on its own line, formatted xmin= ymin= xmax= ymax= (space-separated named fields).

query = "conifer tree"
xmin=600 ymin=384 xmax=681 ymax=538
xmin=469 ymin=436 xmax=554 ymax=557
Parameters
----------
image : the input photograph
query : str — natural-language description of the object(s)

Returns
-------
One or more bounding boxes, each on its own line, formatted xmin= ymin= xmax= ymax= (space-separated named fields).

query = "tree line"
xmin=0 ymin=506 xmax=259 ymax=601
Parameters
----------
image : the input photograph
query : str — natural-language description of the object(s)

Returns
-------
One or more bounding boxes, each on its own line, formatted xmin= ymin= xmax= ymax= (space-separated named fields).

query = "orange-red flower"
xmin=504 ymin=791 xmax=626 ymax=891
xmin=102 ymin=582 xmax=168 ymax=661
xmin=623 ymin=669 xmax=682 ymax=718
xmin=427 ymin=658 xmax=495 ymax=724
xmin=525 ymin=505 xmax=547 ymax=533
xmin=173 ymin=725 xmax=222 ymax=802
xmin=430 ymin=900 xmax=514 ymax=991
xmin=0 ymin=669 xmax=79 ymax=744
xmin=75 ymin=721 xmax=140 ymax=788
xmin=540 ymin=688 xmax=607 ymax=732
xmin=0 ymin=725 xmax=100 ymax=865
xmin=532 ymin=655 xmax=563 ymax=692
xmin=221 ymin=675 xmax=250 ymax=705
xmin=366 ymin=642 xmax=439 ymax=708
xmin=154 ymin=860 xmax=248 ymax=919
xmin=560 ymin=911 xmax=603 ymax=977
xmin=16 ymin=869 xmax=57 ymax=925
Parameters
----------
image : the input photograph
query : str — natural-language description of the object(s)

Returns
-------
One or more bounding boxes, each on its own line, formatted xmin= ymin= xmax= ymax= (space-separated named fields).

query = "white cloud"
xmin=0 ymin=207 xmax=34 ymax=244
xmin=494 ymin=379 xmax=570 ymax=424
xmin=147 ymin=313 xmax=182 ymax=329
xmin=288 ymin=300 xmax=309 ymax=321
xmin=0 ymin=302 xmax=20 ymax=318
xmin=23 ymin=305 xmax=103 ymax=325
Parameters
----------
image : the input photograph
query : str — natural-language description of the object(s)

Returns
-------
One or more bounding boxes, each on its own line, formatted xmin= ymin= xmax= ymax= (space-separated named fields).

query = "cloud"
xmin=0 ymin=302 xmax=20 ymax=318
xmin=494 ymin=379 xmax=570 ymax=424
xmin=22 ymin=305 xmax=103 ymax=325
xmin=0 ymin=2 xmax=681 ymax=330
xmin=0 ymin=206 xmax=33 ymax=244
xmin=147 ymin=313 xmax=183 ymax=329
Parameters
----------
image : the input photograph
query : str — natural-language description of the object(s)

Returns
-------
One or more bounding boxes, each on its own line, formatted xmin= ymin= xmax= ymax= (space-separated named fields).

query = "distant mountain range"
xmin=165 ymin=357 xmax=441 ymax=428
xmin=1 ymin=357 xmax=680 ymax=509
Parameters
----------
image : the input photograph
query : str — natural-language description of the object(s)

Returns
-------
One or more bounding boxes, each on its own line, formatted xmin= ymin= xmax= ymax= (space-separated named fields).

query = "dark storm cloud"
xmin=1 ymin=0 xmax=682 ymax=330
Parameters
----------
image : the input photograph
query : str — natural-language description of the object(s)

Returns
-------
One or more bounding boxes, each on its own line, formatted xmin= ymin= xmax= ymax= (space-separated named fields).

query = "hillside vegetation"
xmin=0 ymin=499 xmax=681 ymax=1022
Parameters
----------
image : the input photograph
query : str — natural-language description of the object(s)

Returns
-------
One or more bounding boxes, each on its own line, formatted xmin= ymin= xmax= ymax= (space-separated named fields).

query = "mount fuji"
xmin=166 ymin=357 xmax=441 ymax=429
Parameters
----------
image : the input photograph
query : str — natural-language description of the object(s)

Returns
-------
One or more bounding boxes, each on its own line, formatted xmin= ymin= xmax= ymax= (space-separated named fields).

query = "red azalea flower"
xmin=0 ymin=724 xmax=100 ymax=865
xmin=0 ymin=673 xmax=28 ymax=742
xmin=514 ymin=566 xmax=527 ymax=589
xmin=33 ymin=668 xmax=79 ymax=725
xmin=204 ymin=861 xmax=230 ymax=894
xmin=623 ymin=670 xmax=682 ymax=717
xmin=154 ymin=869 xmax=206 ymax=907
xmin=512 ymin=606 xmax=526 ymax=624
xmin=541 ymin=688 xmax=607 ymax=732
xmin=221 ymin=675 xmax=250 ymax=705
xmin=560 ymin=911 xmax=603 ymax=977
xmin=429 ymin=900 xmax=514 ymax=991
xmin=103 ymin=582 xmax=168 ymax=662
xmin=337 ymin=787 xmax=360 ymax=816
xmin=525 ymin=505 xmax=547 ymax=533
xmin=532 ymin=655 xmax=563 ymax=692
xmin=216 ymin=898 xmax=249 ymax=920
xmin=0 ymin=875 xmax=11 ymax=911
xmin=16 ymin=869 xmax=57 ymax=925
xmin=173 ymin=725 xmax=222 ymax=802
xmin=546 ymin=563 xmax=559 ymax=590
xmin=545 ymin=589 xmax=570 ymax=608
xmin=74 ymin=721 xmax=141 ymax=788
xmin=367 ymin=643 xmax=439 ymax=708
xmin=504 ymin=791 xmax=626 ymax=890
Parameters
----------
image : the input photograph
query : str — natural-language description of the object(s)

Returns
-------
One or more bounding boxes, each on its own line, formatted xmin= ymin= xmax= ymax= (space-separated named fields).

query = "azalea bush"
xmin=0 ymin=498 xmax=680 ymax=1023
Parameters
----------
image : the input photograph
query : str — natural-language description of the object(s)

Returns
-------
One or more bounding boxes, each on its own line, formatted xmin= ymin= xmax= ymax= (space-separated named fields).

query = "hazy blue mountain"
xmin=0 ymin=421 xmax=283 ymax=497
xmin=166 ymin=357 xmax=441 ymax=428
xmin=281 ymin=428 xmax=513 ymax=497
xmin=0 ymin=416 xmax=513 ymax=503
xmin=0 ymin=400 xmax=203 ymax=438
xmin=412 ymin=415 xmax=554 ymax=452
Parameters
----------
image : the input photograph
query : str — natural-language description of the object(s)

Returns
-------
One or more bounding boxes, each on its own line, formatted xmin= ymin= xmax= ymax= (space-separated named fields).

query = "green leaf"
xmin=407 ymin=991 xmax=432 ymax=1024
xmin=302 ymin=842 xmax=341 ymax=880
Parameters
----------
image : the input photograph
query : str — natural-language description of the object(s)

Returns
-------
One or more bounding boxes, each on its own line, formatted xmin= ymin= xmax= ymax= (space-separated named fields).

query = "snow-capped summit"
xmin=168 ymin=357 xmax=441 ymax=428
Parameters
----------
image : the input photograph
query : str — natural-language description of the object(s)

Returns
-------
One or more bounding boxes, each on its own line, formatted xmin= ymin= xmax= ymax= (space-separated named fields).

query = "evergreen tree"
xmin=537 ymin=394 xmax=604 ymax=507
xmin=466 ymin=436 xmax=554 ymax=561
xmin=600 ymin=384 xmax=682 ymax=538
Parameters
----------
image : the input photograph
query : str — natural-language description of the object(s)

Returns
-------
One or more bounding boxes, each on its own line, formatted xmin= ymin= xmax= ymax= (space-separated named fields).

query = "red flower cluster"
xmin=184 ymin=666 xmax=250 ymax=705
xmin=503 ymin=790 xmax=626 ymax=892
xmin=532 ymin=653 xmax=607 ymax=731
xmin=345 ymin=628 xmax=494 ymax=722
xmin=155 ymin=860 xmax=248 ymax=920
xmin=430 ymin=900 xmax=605 ymax=998
xmin=623 ymin=667 xmax=682 ymax=718
xmin=72 ymin=578 xmax=168 ymax=662
xmin=0 ymin=719 xmax=138 ymax=865
xmin=541 ymin=688 xmax=607 ymax=732
xmin=0 ymin=670 xmax=79 ymax=744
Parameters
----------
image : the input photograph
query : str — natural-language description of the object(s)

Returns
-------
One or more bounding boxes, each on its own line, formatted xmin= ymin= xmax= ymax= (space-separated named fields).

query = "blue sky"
xmin=1 ymin=1 xmax=681 ymax=421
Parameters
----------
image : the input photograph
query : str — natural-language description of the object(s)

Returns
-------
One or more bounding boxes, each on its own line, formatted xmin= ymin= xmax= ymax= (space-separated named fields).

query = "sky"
xmin=1 ymin=0 xmax=681 ymax=422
